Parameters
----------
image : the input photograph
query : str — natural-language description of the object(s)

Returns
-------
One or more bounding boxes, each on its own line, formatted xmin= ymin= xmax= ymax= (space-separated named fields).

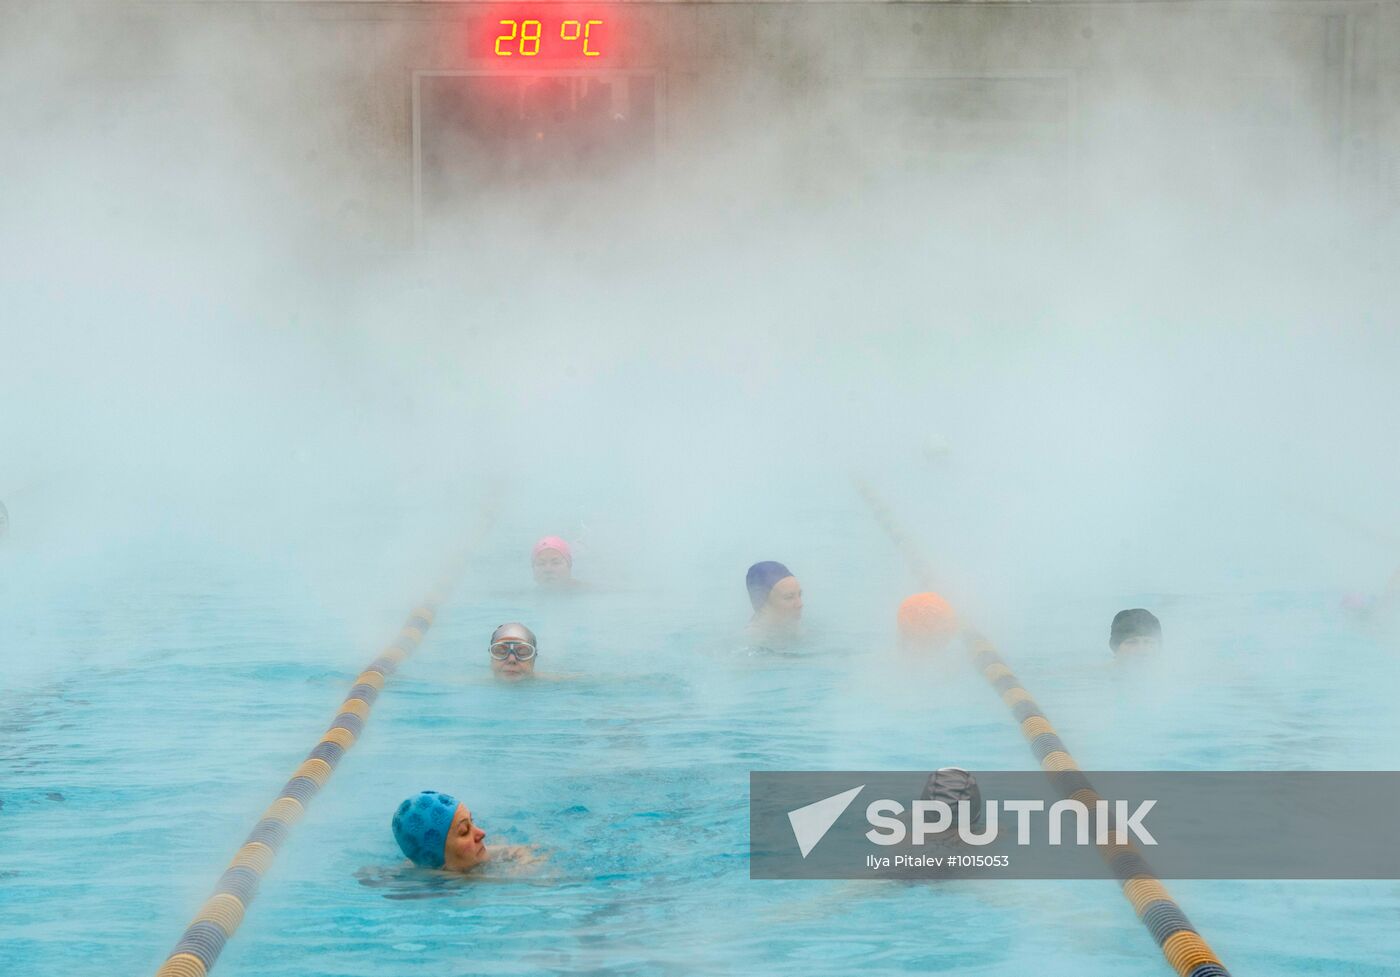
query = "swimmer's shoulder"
xmin=492 ymin=843 xmax=544 ymax=863
xmin=481 ymin=844 xmax=552 ymax=879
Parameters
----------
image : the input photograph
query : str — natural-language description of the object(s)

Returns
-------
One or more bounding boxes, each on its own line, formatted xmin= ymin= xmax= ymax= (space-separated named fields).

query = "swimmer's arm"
xmin=490 ymin=844 xmax=547 ymax=867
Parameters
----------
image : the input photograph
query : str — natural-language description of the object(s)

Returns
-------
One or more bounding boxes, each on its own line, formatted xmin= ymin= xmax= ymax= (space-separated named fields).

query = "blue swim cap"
xmin=746 ymin=561 xmax=792 ymax=611
xmin=392 ymin=790 xmax=460 ymax=868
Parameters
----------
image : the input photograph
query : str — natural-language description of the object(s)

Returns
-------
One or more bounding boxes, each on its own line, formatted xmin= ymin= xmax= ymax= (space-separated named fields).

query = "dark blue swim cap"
xmin=746 ymin=561 xmax=793 ymax=611
xmin=392 ymin=790 xmax=459 ymax=869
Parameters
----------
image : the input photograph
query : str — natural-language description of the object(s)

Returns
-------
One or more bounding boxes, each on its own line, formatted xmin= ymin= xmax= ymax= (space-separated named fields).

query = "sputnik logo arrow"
xmin=787 ymin=785 xmax=864 ymax=858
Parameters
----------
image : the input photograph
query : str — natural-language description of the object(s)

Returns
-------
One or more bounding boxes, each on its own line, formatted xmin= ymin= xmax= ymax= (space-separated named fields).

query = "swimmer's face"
xmin=532 ymin=549 xmax=571 ymax=586
xmin=1115 ymin=635 xmax=1160 ymax=656
xmin=764 ymin=576 xmax=803 ymax=621
xmin=442 ymin=803 xmax=489 ymax=873
xmin=491 ymin=642 xmax=537 ymax=681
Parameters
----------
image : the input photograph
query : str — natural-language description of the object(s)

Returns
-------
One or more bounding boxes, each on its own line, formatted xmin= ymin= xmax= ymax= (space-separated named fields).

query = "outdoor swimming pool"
xmin=2 ymin=507 xmax=1398 ymax=977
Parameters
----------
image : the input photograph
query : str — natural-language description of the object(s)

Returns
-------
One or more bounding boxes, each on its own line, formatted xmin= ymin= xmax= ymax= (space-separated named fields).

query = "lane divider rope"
xmin=854 ymin=478 xmax=1232 ymax=977
xmin=153 ymin=599 xmax=442 ymax=977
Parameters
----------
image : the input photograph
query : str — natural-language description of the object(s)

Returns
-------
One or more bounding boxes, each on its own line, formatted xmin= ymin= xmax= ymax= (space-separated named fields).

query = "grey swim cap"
xmin=490 ymin=623 xmax=537 ymax=651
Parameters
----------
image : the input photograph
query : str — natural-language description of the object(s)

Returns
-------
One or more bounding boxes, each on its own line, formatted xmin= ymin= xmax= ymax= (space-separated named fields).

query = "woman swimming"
xmin=746 ymin=561 xmax=803 ymax=648
xmin=489 ymin=623 xmax=539 ymax=681
xmin=485 ymin=623 xmax=580 ymax=682
xmin=1109 ymin=608 xmax=1161 ymax=658
xmin=390 ymin=790 xmax=541 ymax=875
xmin=531 ymin=536 xmax=583 ymax=589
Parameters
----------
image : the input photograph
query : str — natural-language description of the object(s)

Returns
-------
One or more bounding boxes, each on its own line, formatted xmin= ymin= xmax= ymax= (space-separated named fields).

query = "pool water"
xmin=2 ymin=520 xmax=1399 ymax=977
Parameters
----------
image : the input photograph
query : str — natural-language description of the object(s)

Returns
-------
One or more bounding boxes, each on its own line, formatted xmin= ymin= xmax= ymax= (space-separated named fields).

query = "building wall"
xmin=12 ymin=1 xmax=1396 ymax=245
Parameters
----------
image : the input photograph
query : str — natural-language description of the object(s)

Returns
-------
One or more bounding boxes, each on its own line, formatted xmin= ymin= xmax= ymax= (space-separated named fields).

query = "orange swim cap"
xmin=897 ymin=592 xmax=959 ymax=647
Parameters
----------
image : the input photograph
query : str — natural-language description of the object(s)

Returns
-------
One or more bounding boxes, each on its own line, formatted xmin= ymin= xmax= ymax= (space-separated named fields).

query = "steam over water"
xmin=2 ymin=2 xmax=1399 ymax=976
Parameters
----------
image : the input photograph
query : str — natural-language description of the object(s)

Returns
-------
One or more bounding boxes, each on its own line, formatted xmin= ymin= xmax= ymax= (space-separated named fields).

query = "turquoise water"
xmin=3 ymin=523 xmax=1399 ymax=977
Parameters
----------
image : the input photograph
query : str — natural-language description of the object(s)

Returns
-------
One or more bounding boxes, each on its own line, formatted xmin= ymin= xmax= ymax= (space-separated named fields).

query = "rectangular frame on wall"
xmin=411 ymin=68 xmax=666 ymax=245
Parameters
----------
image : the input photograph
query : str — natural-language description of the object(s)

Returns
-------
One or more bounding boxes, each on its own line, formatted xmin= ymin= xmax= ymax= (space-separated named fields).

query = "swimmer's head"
xmin=490 ymin=622 xmax=538 ymax=680
xmin=746 ymin=561 xmax=802 ymax=623
xmin=897 ymin=592 xmax=959 ymax=651
xmin=532 ymin=536 xmax=573 ymax=586
xmin=919 ymin=767 xmax=983 ymax=843
xmin=392 ymin=791 xmax=488 ymax=873
xmin=1110 ymin=608 xmax=1161 ymax=656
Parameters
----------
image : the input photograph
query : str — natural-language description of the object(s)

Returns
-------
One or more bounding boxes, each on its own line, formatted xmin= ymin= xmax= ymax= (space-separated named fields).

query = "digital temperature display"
xmin=471 ymin=10 xmax=616 ymax=63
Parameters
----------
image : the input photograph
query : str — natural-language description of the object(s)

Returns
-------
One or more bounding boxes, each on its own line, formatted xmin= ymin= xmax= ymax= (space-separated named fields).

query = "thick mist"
xmin=2 ymin=0 xmax=1398 ymax=694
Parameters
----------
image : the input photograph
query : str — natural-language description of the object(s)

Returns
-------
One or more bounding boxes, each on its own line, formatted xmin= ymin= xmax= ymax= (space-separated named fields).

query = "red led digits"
xmin=490 ymin=16 xmax=606 ymax=59
xmin=520 ymin=20 xmax=542 ymax=56
xmin=559 ymin=20 xmax=604 ymax=56
xmin=494 ymin=20 xmax=517 ymax=56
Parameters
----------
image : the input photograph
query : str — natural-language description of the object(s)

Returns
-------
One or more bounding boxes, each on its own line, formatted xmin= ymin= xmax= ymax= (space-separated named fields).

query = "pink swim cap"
xmin=532 ymin=536 xmax=573 ymax=565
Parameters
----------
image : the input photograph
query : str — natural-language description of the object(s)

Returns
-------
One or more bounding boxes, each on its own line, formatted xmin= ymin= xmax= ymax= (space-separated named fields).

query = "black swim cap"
xmin=1110 ymin=608 xmax=1161 ymax=651
xmin=920 ymin=767 xmax=984 ymax=829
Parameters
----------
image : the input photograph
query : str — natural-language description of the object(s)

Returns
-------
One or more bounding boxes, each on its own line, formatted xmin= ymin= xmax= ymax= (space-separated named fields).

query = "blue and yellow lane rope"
xmin=856 ymin=479 xmax=1231 ymax=977
xmin=153 ymin=602 xmax=438 ymax=977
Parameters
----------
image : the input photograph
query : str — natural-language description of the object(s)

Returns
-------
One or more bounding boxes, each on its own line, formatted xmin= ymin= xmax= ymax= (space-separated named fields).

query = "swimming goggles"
xmin=490 ymin=640 xmax=537 ymax=662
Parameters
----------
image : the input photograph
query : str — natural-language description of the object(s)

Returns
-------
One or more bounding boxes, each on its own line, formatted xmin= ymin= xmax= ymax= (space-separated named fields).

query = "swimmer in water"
xmin=1110 ymin=608 xmax=1161 ymax=658
xmin=531 ymin=536 xmax=581 ymax=589
xmin=917 ymin=766 xmax=985 ymax=845
xmin=769 ymin=767 xmax=992 ymax=915
xmin=897 ymin=592 xmax=960 ymax=653
xmin=882 ymin=767 xmax=996 ymax=880
xmin=390 ymin=790 xmax=540 ymax=875
xmin=489 ymin=623 xmax=538 ymax=681
xmin=746 ymin=561 xmax=803 ymax=646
